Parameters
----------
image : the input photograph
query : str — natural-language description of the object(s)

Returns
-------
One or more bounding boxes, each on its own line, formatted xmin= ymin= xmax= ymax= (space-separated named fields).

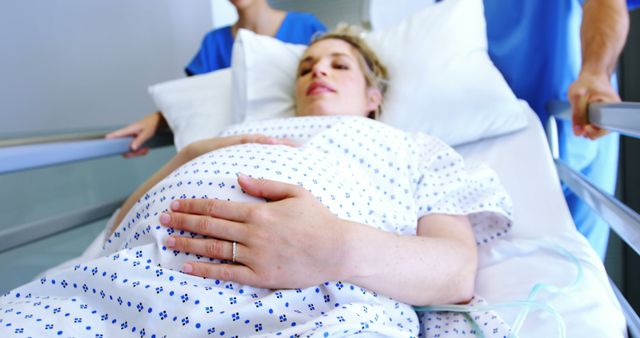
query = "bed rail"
xmin=546 ymin=101 xmax=640 ymax=139
xmin=2 ymin=110 xmax=639 ymax=333
xmin=0 ymin=130 xmax=174 ymax=252
xmin=0 ymin=130 xmax=173 ymax=175
xmin=555 ymin=160 xmax=640 ymax=256
xmin=611 ymin=277 xmax=640 ymax=338
xmin=548 ymin=100 xmax=640 ymax=336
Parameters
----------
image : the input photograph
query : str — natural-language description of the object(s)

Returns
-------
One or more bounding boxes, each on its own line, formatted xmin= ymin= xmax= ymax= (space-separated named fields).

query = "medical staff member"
xmin=482 ymin=0 xmax=637 ymax=260
xmin=107 ymin=0 xmax=326 ymax=156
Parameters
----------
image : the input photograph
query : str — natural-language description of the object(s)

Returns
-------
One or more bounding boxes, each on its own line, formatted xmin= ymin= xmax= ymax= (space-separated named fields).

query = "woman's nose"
xmin=311 ymin=64 xmax=328 ymax=78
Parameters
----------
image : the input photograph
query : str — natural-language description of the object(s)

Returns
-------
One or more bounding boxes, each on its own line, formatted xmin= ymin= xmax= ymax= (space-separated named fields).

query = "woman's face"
xmin=295 ymin=39 xmax=381 ymax=117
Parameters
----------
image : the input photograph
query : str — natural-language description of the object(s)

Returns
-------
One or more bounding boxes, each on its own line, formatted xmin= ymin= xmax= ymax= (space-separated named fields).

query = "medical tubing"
xmin=413 ymin=300 xmax=565 ymax=338
xmin=508 ymin=240 xmax=584 ymax=337
xmin=462 ymin=312 xmax=486 ymax=338
xmin=413 ymin=239 xmax=584 ymax=338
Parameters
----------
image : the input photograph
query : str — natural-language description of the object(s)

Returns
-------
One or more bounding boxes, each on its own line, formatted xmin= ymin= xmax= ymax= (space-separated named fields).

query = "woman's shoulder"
xmin=196 ymin=26 xmax=234 ymax=55
xmin=185 ymin=26 xmax=234 ymax=75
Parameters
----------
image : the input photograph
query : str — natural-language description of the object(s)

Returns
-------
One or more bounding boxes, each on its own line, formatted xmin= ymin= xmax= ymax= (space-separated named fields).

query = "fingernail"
xmin=166 ymin=236 xmax=176 ymax=247
xmin=182 ymin=264 xmax=193 ymax=273
xmin=160 ymin=213 xmax=170 ymax=225
xmin=170 ymin=201 xmax=180 ymax=210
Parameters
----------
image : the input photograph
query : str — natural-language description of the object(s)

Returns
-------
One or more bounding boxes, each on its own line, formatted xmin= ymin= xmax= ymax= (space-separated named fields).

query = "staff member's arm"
xmin=568 ymin=0 xmax=629 ymax=140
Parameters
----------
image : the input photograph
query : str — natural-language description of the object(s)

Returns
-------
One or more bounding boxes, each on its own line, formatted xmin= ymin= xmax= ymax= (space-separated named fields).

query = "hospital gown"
xmin=0 ymin=116 xmax=513 ymax=337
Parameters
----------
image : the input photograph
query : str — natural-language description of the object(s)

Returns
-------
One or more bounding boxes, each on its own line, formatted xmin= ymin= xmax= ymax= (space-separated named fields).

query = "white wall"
xmin=0 ymin=0 xmax=212 ymax=135
xmin=0 ymin=0 xmax=212 ymax=291
xmin=0 ymin=0 xmax=441 ymax=137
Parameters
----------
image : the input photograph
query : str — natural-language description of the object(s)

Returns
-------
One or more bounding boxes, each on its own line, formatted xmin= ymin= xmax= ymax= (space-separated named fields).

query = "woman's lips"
xmin=306 ymin=81 xmax=335 ymax=95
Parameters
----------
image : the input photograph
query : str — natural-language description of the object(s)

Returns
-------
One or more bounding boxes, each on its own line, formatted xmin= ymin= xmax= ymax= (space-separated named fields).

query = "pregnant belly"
xmin=111 ymin=143 xmax=373 ymax=245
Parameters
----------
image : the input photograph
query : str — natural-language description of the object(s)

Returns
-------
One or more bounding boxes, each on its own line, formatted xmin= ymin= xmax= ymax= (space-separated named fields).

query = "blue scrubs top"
xmin=185 ymin=12 xmax=326 ymax=76
xmin=483 ymin=1 xmax=582 ymax=125
xmin=481 ymin=0 xmax=637 ymax=259
xmin=483 ymin=0 xmax=637 ymax=124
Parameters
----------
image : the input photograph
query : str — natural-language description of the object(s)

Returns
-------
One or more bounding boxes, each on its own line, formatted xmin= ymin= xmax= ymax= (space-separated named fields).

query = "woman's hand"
xmin=159 ymin=175 xmax=477 ymax=305
xmin=567 ymin=70 xmax=621 ymax=140
xmin=160 ymin=174 xmax=348 ymax=289
xmin=106 ymin=111 xmax=167 ymax=158
xmin=183 ymin=134 xmax=297 ymax=160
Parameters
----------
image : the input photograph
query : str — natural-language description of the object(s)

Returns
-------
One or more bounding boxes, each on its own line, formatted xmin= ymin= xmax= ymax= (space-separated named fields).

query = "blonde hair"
xmin=306 ymin=25 xmax=389 ymax=119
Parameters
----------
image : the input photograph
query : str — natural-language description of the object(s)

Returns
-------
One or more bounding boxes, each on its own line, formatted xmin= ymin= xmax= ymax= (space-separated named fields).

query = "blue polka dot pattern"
xmin=0 ymin=116 xmax=512 ymax=337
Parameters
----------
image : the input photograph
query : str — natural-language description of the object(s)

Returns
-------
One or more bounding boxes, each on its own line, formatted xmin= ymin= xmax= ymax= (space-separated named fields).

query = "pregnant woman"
xmin=1 ymin=28 xmax=512 ymax=337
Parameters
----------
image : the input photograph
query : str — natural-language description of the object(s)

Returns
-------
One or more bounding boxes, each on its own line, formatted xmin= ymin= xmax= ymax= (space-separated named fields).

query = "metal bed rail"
xmin=0 ymin=130 xmax=173 ymax=175
xmin=612 ymin=277 xmax=640 ymax=338
xmin=546 ymin=101 xmax=640 ymax=139
xmin=548 ymin=100 xmax=640 ymax=337
xmin=0 ymin=130 xmax=174 ymax=253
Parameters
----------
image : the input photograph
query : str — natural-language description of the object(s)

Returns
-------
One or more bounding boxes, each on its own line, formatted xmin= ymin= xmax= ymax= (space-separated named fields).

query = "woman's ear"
xmin=366 ymin=87 xmax=383 ymax=113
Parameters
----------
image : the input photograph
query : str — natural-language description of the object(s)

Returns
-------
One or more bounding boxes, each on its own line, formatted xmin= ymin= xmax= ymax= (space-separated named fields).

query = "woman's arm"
xmin=568 ymin=0 xmax=629 ymax=139
xmin=110 ymin=135 xmax=295 ymax=234
xmin=162 ymin=175 xmax=477 ymax=306
xmin=340 ymin=213 xmax=476 ymax=305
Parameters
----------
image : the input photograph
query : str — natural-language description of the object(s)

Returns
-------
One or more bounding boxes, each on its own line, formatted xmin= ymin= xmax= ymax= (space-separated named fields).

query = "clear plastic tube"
xmin=413 ymin=240 xmax=584 ymax=338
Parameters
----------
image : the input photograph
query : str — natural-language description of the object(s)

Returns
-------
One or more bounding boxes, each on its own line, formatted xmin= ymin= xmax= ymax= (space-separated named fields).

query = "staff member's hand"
xmin=567 ymin=70 xmax=620 ymax=140
xmin=106 ymin=111 xmax=167 ymax=158
xmin=160 ymin=174 xmax=347 ymax=289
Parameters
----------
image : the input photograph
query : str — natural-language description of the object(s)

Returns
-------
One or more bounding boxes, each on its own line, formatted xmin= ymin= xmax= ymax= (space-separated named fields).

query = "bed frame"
xmin=545 ymin=101 xmax=640 ymax=337
xmin=0 ymin=102 xmax=639 ymax=336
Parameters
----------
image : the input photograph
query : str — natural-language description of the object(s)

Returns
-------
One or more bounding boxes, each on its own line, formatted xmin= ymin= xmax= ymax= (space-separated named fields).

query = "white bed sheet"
xmin=46 ymin=105 xmax=626 ymax=337
xmin=456 ymin=104 xmax=626 ymax=337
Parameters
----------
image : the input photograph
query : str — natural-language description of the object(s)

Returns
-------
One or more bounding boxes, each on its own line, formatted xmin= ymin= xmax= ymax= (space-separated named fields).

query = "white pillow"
xmin=231 ymin=32 xmax=304 ymax=123
xmin=148 ymin=69 xmax=236 ymax=151
xmin=231 ymin=0 xmax=528 ymax=146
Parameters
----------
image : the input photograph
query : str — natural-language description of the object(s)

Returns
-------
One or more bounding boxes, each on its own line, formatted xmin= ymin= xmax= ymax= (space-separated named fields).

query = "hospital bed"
xmin=1 ymin=2 xmax=640 ymax=338
xmin=2 ymin=102 xmax=640 ymax=338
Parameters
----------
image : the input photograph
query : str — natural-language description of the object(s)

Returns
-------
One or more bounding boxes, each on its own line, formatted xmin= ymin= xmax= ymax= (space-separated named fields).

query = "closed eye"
xmin=299 ymin=67 xmax=311 ymax=76
xmin=333 ymin=63 xmax=349 ymax=70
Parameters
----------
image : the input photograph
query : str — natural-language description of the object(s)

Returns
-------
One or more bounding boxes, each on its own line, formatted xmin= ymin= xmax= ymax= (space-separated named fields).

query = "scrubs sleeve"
xmin=185 ymin=26 xmax=233 ymax=76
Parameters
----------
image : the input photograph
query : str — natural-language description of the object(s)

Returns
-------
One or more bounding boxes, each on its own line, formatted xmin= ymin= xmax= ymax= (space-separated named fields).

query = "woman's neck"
xmin=232 ymin=3 xmax=286 ymax=38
